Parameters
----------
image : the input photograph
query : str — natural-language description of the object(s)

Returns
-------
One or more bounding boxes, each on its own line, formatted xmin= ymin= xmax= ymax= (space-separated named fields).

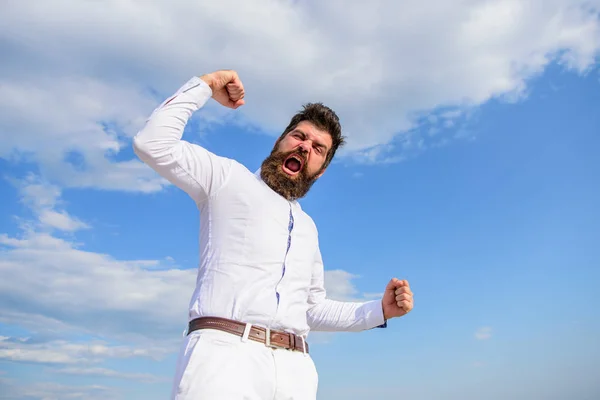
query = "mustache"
xmin=279 ymin=148 xmax=308 ymax=162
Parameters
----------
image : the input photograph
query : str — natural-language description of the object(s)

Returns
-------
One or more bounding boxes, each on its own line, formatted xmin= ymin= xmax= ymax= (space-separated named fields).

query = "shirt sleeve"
xmin=132 ymin=76 xmax=233 ymax=204
xmin=306 ymin=247 xmax=386 ymax=332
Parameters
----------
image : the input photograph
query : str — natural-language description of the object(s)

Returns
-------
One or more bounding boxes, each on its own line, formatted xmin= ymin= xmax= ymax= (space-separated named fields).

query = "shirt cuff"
xmin=184 ymin=76 xmax=213 ymax=105
xmin=160 ymin=76 xmax=213 ymax=111
xmin=361 ymin=299 xmax=386 ymax=330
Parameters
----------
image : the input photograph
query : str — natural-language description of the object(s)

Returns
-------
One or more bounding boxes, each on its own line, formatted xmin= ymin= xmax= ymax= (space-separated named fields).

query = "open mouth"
xmin=282 ymin=154 xmax=304 ymax=175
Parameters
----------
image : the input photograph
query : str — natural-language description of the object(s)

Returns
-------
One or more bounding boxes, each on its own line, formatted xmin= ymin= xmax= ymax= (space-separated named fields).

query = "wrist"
xmin=199 ymin=74 xmax=215 ymax=92
xmin=382 ymin=300 xmax=388 ymax=321
xmin=380 ymin=301 xmax=389 ymax=328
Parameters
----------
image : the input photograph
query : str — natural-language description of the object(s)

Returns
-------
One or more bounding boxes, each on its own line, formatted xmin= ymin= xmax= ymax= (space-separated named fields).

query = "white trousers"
xmin=170 ymin=328 xmax=319 ymax=400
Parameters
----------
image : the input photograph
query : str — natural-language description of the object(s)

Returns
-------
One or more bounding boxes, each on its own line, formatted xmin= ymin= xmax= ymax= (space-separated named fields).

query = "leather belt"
xmin=188 ymin=316 xmax=309 ymax=354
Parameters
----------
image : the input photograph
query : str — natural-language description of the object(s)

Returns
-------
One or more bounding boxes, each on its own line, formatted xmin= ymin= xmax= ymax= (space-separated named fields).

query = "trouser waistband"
xmin=188 ymin=316 xmax=309 ymax=354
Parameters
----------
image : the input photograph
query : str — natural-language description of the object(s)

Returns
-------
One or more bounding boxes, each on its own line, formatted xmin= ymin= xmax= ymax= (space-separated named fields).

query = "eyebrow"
xmin=292 ymin=129 xmax=329 ymax=152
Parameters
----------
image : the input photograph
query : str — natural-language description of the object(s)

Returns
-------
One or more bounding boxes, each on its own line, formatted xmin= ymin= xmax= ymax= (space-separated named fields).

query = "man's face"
xmin=260 ymin=121 xmax=333 ymax=201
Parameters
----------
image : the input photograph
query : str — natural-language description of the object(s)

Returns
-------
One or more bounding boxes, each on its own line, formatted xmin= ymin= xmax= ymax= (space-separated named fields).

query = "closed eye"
xmin=314 ymin=144 xmax=326 ymax=154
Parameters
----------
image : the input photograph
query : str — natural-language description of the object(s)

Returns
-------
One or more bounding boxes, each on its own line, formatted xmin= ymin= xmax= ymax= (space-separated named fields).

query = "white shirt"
xmin=133 ymin=77 xmax=385 ymax=338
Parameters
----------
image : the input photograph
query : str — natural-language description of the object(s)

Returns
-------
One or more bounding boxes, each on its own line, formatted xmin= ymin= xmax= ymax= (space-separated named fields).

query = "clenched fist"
xmin=200 ymin=70 xmax=245 ymax=109
xmin=382 ymin=278 xmax=413 ymax=320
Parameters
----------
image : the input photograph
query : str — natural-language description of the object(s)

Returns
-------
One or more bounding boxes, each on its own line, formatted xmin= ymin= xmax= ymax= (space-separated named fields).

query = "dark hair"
xmin=278 ymin=103 xmax=345 ymax=170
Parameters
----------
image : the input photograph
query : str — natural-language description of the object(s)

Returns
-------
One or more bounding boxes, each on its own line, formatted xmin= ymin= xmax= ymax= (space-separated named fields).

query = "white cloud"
xmin=0 ymin=336 xmax=169 ymax=365
xmin=0 ymin=228 xmax=371 ymax=344
xmin=0 ymin=190 xmax=371 ymax=357
xmin=51 ymin=367 xmax=167 ymax=383
xmin=0 ymin=230 xmax=197 ymax=343
xmin=362 ymin=292 xmax=384 ymax=300
xmin=475 ymin=326 xmax=493 ymax=340
xmin=323 ymin=269 xmax=382 ymax=302
xmin=323 ymin=270 xmax=361 ymax=301
xmin=0 ymin=231 xmax=374 ymax=366
xmin=16 ymin=178 xmax=62 ymax=210
xmin=0 ymin=178 xmax=193 ymax=345
xmin=0 ymin=310 xmax=82 ymax=338
xmin=0 ymin=181 xmax=374 ymax=346
xmin=0 ymin=377 xmax=117 ymax=400
xmin=308 ymin=270 xmax=381 ymax=344
xmin=0 ymin=75 xmax=167 ymax=192
xmin=11 ymin=175 xmax=90 ymax=232
xmin=1 ymin=0 xmax=599 ymax=192
xmin=37 ymin=210 xmax=89 ymax=232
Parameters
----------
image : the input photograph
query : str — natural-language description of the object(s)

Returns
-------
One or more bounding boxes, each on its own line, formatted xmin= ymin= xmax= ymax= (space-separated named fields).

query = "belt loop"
xmin=265 ymin=328 xmax=271 ymax=347
xmin=241 ymin=323 xmax=252 ymax=342
xmin=301 ymin=336 xmax=307 ymax=356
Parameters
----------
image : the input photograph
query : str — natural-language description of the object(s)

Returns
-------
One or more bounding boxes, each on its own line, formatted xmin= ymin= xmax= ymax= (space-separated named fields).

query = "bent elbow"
xmin=132 ymin=127 xmax=181 ymax=167
xmin=132 ymin=127 xmax=168 ymax=162
xmin=132 ymin=132 xmax=150 ymax=159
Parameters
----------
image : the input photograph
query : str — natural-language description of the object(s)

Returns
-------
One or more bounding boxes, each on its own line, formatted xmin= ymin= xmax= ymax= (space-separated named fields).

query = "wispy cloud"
xmin=38 ymin=209 xmax=89 ymax=232
xmin=0 ymin=229 xmax=197 ymax=343
xmin=0 ymin=231 xmax=375 ymax=344
xmin=0 ymin=175 xmax=191 ymax=343
xmin=474 ymin=326 xmax=493 ymax=340
xmin=0 ymin=377 xmax=117 ymax=400
xmin=51 ymin=367 xmax=168 ymax=383
xmin=0 ymin=184 xmax=374 ymax=368
xmin=0 ymin=337 xmax=169 ymax=365
xmin=362 ymin=292 xmax=384 ymax=299
xmin=308 ymin=271 xmax=381 ymax=345
xmin=324 ymin=270 xmax=380 ymax=302
xmin=12 ymin=175 xmax=90 ymax=232
xmin=324 ymin=270 xmax=361 ymax=301
xmin=1 ymin=0 xmax=599 ymax=186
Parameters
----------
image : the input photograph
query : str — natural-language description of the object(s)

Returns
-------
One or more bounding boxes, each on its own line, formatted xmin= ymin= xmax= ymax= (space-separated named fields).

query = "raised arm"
xmin=132 ymin=70 xmax=245 ymax=203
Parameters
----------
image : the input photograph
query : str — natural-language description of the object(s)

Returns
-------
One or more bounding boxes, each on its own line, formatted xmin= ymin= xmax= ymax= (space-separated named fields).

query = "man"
xmin=133 ymin=70 xmax=414 ymax=400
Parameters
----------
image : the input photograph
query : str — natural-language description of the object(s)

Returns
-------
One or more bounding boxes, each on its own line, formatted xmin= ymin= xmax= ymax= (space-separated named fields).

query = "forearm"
xmin=132 ymin=77 xmax=231 ymax=202
xmin=307 ymin=298 xmax=385 ymax=332
xmin=132 ymin=76 xmax=212 ymax=165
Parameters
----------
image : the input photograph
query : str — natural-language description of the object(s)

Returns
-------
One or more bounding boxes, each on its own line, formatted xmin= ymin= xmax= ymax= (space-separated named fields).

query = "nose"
xmin=297 ymin=141 xmax=311 ymax=154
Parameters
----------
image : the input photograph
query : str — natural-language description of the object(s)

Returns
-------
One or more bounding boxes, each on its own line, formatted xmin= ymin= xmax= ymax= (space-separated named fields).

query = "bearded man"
xmin=133 ymin=69 xmax=414 ymax=400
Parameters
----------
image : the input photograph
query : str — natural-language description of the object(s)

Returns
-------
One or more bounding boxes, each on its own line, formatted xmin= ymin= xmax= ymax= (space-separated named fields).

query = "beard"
xmin=260 ymin=148 xmax=320 ymax=201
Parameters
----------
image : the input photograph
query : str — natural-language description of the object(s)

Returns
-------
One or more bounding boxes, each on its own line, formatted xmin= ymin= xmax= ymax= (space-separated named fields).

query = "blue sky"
xmin=1 ymin=1 xmax=600 ymax=399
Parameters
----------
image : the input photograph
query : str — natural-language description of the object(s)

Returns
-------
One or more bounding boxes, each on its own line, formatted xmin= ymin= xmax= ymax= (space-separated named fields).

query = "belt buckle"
xmin=264 ymin=328 xmax=286 ymax=350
